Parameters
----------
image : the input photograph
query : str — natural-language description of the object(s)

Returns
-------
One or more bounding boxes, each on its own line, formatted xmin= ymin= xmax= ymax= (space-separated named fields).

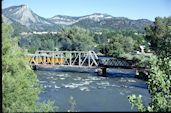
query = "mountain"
xmin=49 ymin=15 xmax=80 ymax=25
xmin=72 ymin=17 xmax=153 ymax=32
xmin=50 ymin=13 xmax=153 ymax=32
xmin=2 ymin=5 xmax=153 ymax=33
xmin=50 ymin=13 xmax=113 ymax=25
xmin=2 ymin=5 xmax=61 ymax=32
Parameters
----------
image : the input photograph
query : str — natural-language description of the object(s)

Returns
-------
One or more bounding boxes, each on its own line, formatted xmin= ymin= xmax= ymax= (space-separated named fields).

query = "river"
xmin=35 ymin=67 xmax=151 ymax=112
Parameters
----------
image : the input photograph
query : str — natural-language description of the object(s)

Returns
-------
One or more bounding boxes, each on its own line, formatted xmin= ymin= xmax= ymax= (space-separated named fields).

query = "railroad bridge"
xmin=25 ymin=50 xmax=137 ymax=76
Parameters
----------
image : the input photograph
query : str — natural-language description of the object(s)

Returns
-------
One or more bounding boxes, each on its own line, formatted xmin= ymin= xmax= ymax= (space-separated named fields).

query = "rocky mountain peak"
xmin=78 ymin=13 xmax=113 ymax=22
xmin=21 ymin=5 xmax=29 ymax=8
xmin=2 ymin=5 xmax=153 ymax=32
xmin=2 ymin=5 xmax=54 ymax=30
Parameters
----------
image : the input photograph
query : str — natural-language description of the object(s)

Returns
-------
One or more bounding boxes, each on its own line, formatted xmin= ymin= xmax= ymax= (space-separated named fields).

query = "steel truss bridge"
xmin=25 ymin=50 xmax=133 ymax=69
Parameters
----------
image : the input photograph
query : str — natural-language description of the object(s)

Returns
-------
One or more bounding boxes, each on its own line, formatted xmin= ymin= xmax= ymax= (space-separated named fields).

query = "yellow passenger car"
xmin=25 ymin=56 xmax=65 ymax=64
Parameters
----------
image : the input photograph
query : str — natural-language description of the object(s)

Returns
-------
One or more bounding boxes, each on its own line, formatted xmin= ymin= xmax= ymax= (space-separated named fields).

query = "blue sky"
xmin=2 ymin=0 xmax=171 ymax=21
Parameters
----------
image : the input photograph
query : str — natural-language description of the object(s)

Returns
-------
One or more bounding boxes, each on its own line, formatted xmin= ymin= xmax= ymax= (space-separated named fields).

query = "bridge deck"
xmin=25 ymin=50 xmax=142 ymax=69
xmin=25 ymin=50 xmax=99 ymax=67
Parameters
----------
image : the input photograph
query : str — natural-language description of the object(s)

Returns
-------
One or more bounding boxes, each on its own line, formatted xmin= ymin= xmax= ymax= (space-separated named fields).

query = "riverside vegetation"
xmin=2 ymin=16 xmax=171 ymax=112
xmin=128 ymin=17 xmax=171 ymax=112
xmin=2 ymin=21 xmax=58 ymax=112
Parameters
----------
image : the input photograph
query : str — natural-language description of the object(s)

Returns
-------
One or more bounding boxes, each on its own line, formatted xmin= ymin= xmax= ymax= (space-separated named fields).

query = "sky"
xmin=2 ymin=0 xmax=171 ymax=21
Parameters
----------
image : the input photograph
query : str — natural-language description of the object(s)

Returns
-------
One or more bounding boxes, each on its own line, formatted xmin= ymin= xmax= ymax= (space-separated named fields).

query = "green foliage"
xmin=28 ymin=46 xmax=39 ymax=54
xmin=68 ymin=96 xmax=76 ymax=112
xmin=18 ymin=27 xmax=145 ymax=55
xmin=36 ymin=100 xmax=58 ymax=112
xmin=58 ymin=26 xmax=95 ymax=51
xmin=11 ymin=21 xmax=31 ymax=37
xmin=128 ymin=95 xmax=146 ymax=112
xmin=18 ymin=26 xmax=95 ymax=52
xmin=120 ymin=53 xmax=151 ymax=68
xmin=145 ymin=17 xmax=171 ymax=58
xmin=132 ymin=34 xmax=146 ymax=51
xmin=128 ymin=17 xmax=171 ymax=112
xmin=2 ymin=21 xmax=58 ymax=112
xmin=93 ymin=32 xmax=107 ymax=44
xmin=128 ymin=56 xmax=171 ymax=112
xmin=97 ymin=33 xmax=135 ymax=57
xmin=72 ymin=17 xmax=152 ymax=33
xmin=19 ymin=33 xmax=58 ymax=53
xmin=108 ymin=41 xmax=124 ymax=57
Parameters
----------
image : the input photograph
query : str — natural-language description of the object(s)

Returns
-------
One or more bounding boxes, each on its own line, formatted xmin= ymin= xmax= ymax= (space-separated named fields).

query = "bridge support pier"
xmin=102 ymin=68 xmax=107 ymax=77
xmin=32 ymin=65 xmax=37 ymax=70
xmin=95 ymin=67 xmax=107 ymax=77
xmin=135 ymin=69 xmax=148 ymax=80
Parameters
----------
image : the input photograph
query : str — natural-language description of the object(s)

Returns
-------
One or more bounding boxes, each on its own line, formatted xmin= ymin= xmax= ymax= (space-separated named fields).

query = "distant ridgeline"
xmin=2 ymin=5 xmax=153 ymax=33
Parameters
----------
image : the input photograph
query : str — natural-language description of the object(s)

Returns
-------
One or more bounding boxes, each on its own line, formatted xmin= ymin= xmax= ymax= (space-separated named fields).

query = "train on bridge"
xmin=24 ymin=50 xmax=98 ymax=67
xmin=25 ymin=50 xmax=134 ymax=68
xmin=24 ymin=50 xmax=146 ymax=77
xmin=25 ymin=56 xmax=65 ymax=64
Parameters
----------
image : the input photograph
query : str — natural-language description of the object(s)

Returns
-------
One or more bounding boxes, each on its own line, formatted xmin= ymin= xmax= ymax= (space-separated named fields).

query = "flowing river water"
xmin=35 ymin=67 xmax=151 ymax=112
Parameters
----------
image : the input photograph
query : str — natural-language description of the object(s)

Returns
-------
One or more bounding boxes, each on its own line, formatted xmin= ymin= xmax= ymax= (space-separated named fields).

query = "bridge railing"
xmin=25 ymin=50 xmax=137 ymax=68
xmin=98 ymin=57 xmax=132 ymax=68
xmin=25 ymin=50 xmax=99 ymax=68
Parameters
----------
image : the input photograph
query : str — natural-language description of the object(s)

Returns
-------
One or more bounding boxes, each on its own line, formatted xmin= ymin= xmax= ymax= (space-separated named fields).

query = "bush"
xmin=128 ymin=56 xmax=171 ymax=112
xmin=128 ymin=17 xmax=171 ymax=112
xmin=2 ymin=21 xmax=58 ymax=112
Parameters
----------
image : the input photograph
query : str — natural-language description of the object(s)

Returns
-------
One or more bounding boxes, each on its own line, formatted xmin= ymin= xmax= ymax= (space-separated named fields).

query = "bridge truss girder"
xmin=98 ymin=58 xmax=132 ymax=68
xmin=25 ymin=51 xmax=99 ymax=68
